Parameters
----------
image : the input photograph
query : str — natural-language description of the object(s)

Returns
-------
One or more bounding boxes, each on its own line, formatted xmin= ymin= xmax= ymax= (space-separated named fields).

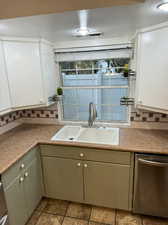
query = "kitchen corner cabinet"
xmin=0 ymin=40 xmax=11 ymax=115
xmin=2 ymin=38 xmax=56 ymax=110
xmin=135 ymin=23 xmax=168 ymax=114
xmin=41 ymin=145 xmax=133 ymax=210
xmin=2 ymin=147 xmax=43 ymax=225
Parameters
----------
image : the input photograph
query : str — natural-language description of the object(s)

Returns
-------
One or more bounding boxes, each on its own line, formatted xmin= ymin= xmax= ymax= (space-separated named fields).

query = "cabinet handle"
xmin=80 ymin=153 xmax=84 ymax=157
xmin=77 ymin=163 xmax=81 ymax=167
xmin=84 ymin=164 xmax=88 ymax=168
xmin=20 ymin=164 xmax=25 ymax=169
xmin=19 ymin=177 xmax=24 ymax=183
xmin=24 ymin=172 xmax=29 ymax=177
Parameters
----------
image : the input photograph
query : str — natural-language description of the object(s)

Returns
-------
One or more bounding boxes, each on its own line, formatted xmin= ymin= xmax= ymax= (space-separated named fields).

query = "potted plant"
xmin=123 ymin=64 xmax=129 ymax=77
xmin=57 ymin=87 xmax=63 ymax=96
xmin=56 ymin=87 xmax=63 ymax=101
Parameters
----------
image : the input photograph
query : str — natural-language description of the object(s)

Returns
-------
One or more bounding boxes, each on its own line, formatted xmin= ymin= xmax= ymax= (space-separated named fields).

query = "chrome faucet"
xmin=88 ymin=102 xmax=97 ymax=127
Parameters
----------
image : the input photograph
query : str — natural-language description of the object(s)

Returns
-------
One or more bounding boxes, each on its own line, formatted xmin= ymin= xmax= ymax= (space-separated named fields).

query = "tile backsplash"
xmin=130 ymin=110 xmax=168 ymax=123
xmin=0 ymin=105 xmax=168 ymax=128
xmin=0 ymin=111 xmax=23 ymax=127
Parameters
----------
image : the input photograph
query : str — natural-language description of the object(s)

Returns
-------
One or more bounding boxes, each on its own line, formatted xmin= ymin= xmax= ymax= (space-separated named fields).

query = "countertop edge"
xmin=1 ymin=139 xmax=167 ymax=175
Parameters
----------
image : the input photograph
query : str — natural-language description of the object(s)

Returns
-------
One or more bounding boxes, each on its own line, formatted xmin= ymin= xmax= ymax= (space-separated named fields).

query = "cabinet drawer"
xmin=40 ymin=145 xmax=83 ymax=159
xmin=2 ymin=147 xmax=38 ymax=188
xmin=84 ymin=148 xmax=131 ymax=165
xmin=40 ymin=144 xmax=131 ymax=165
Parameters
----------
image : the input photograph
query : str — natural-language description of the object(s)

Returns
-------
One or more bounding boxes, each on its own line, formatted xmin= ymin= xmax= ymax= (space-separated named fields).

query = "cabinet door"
xmin=0 ymin=41 xmax=11 ymax=114
xmin=136 ymin=25 xmax=168 ymax=113
xmin=4 ymin=176 xmax=28 ymax=225
xmin=84 ymin=161 xmax=131 ymax=210
xmin=3 ymin=40 xmax=44 ymax=109
xmin=42 ymin=157 xmax=83 ymax=202
xmin=40 ymin=42 xmax=57 ymax=103
xmin=24 ymin=157 xmax=43 ymax=218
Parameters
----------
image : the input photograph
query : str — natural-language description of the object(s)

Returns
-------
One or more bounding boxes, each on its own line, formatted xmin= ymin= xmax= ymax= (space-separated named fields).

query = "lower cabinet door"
xmin=42 ymin=157 xmax=83 ymax=202
xmin=84 ymin=161 xmax=131 ymax=210
xmin=24 ymin=157 xmax=43 ymax=218
xmin=4 ymin=176 xmax=28 ymax=225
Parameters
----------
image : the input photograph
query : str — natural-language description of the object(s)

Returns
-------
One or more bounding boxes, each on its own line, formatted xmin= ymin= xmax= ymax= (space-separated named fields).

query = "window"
xmin=59 ymin=58 xmax=130 ymax=123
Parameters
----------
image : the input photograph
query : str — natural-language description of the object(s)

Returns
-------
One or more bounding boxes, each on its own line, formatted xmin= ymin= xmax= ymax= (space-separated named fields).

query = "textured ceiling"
xmin=0 ymin=0 xmax=167 ymax=43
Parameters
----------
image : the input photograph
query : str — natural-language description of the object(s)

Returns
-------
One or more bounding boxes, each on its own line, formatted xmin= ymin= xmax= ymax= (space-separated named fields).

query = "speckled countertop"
xmin=0 ymin=123 xmax=168 ymax=174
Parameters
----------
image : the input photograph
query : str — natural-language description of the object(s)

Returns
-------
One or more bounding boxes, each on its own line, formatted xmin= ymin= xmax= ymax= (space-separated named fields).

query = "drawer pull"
xmin=20 ymin=164 xmax=25 ymax=169
xmin=77 ymin=163 xmax=81 ymax=167
xmin=19 ymin=177 xmax=24 ymax=183
xmin=84 ymin=164 xmax=88 ymax=168
xmin=24 ymin=172 xmax=29 ymax=177
xmin=80 ymin=153 xmax=84 ymax=157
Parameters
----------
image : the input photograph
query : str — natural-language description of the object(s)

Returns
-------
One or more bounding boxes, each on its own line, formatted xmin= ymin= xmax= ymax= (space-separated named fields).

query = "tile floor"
xmin=26 ymin=198 xmax=168 ymax=225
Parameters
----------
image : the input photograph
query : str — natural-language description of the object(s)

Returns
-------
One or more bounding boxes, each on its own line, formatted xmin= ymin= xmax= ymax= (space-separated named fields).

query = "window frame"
xmin=57 ymin=59 xmax=132 ymax=126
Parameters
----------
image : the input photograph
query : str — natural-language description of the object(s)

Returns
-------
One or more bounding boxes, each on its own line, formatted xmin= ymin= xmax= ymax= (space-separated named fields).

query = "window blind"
xmin=55 ymin=45 xmax=132 ymax=62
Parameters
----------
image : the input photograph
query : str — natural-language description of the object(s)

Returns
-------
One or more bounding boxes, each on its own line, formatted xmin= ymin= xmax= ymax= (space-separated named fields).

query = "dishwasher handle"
xmin=138 ymin=158 xmax=168 ymax=167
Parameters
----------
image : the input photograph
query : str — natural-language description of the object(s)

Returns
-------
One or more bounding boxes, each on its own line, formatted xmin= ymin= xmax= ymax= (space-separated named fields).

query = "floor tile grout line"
xmin=33 ymin=210 xmax=43 ymax=225
xmin=30 ymin=199 xmax=162 ymax=225
xmin=62 ymin=201 xmax=71 ymax=224
xmin=63 ymin=215 xmax=91 ymax=221
xmin=141 ymin=216 xmax=144 ymax=225
xmin=114 ymin=209 xmax=117 ymax=225
xmin=88 ymin=205 xmax=92 ymax=222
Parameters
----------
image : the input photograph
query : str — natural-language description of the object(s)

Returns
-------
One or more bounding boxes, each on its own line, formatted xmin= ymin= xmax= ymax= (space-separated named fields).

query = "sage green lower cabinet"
xmin=41 ymin=145 xmax=133 ymax=211
xmin=24 ymin=157 xmax=43 ymax=218
xmin=2 ymin=148 xmax=43 ymax=225
xmin=42 ymin=157 xmax=83 ymax=202
xmin=4 ymin=176 xmax=28 ymax=225
xmin=83 ymin=161 xmax=131 ymax=210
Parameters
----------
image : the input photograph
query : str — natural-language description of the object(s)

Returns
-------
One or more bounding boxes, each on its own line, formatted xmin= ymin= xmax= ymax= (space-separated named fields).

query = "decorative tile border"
xmin=22 ymin=109 xmax=58 ymax=119
xmin=0 ymin=107 xmax=168 ymax=128
xmin=0 ymin=111 xmax=23 ymax=127
xmin=130 ymin=110 xmax=168 ymax=122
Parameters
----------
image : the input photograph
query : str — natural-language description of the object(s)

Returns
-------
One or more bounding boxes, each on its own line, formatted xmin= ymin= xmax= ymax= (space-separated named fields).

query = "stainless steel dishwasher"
xmin=133 ymin=154 xmax=168 ymax=218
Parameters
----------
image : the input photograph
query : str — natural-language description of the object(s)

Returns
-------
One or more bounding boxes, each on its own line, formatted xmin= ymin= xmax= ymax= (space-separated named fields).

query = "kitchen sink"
xmin=51 ymin=126 xmax=119 ymax=145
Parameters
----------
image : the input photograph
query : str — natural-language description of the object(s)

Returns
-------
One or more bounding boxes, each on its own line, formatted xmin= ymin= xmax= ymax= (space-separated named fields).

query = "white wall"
xmin=54 ymin=36 xmax=132 ymax=50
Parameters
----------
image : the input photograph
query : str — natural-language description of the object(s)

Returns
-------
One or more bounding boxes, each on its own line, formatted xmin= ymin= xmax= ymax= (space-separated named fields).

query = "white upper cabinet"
xmin=2 ymin=38 xmax=56 ymax=110
xmin=0 ymin=40 xmax=11 ymax=115
xmin=135 ymin=23 xmax=168 ymax=114
xmin=40 ymin=40 xmax=57 ymax=106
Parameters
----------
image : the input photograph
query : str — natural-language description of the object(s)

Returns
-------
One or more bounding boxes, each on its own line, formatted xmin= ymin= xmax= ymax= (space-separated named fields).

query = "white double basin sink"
xmin=51 ymin=126 xmax=119 ymax=145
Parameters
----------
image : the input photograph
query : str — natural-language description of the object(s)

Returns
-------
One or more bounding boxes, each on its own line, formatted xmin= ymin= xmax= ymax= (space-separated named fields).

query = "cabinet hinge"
xmin=120 ymin=97 xmax=134 ymax=106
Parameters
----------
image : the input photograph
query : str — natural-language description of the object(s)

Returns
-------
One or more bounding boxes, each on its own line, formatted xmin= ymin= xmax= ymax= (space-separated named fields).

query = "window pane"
xmin=60 ymin=58 xmax=130 ymax=87
xmin=60 ymin=58 xmax=130 ymax=123
xmin=100 ymin=105 xmax=128 ymax=122
xmin=63 ymin=89 xmax=77 ymax=104
xmin=61 ymin=62 xmax=76 ymax=70
xmin=63 ymin=105 xmax=78 ymax=121
xmin=62 ymin=88 xmax=128 ymax=122
xmin=62 ymin=74 xmax=100 ymax=87
xmin=101 ymin=88 xmax=128 ymax=105
xmin=76 ymin=61 xmax=92 ymax=69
